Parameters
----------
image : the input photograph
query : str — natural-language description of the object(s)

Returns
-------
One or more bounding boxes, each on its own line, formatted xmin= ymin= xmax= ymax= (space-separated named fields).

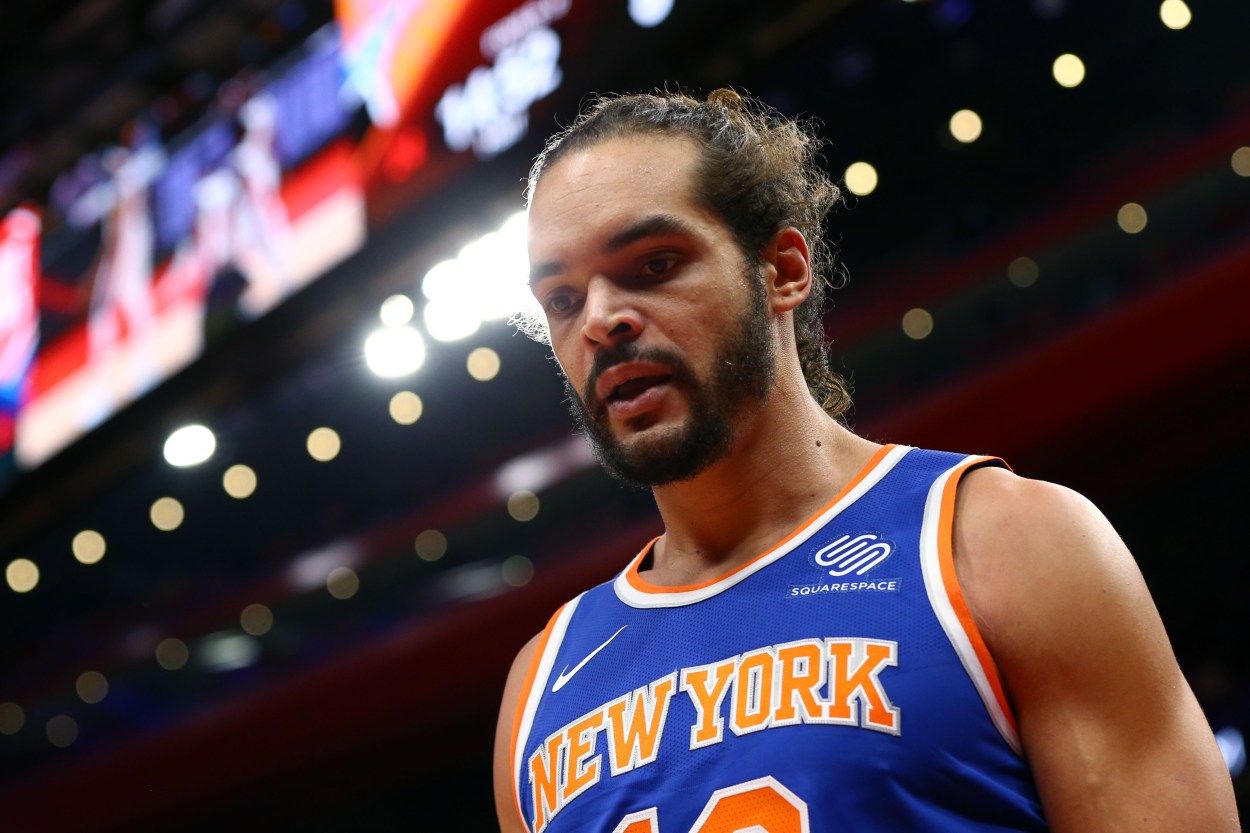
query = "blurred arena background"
xmin=0 ymin=0 xmax=1247 ymax=829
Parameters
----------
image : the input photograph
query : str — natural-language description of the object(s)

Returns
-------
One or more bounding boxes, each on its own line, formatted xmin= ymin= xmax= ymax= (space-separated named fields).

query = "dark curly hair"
xmin=521 ymin=87 xmax=851 ymax=421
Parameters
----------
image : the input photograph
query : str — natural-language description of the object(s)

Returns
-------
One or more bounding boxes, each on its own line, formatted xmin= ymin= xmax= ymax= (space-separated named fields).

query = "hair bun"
xmin=707 ymin=88 xmax=744 ymax=110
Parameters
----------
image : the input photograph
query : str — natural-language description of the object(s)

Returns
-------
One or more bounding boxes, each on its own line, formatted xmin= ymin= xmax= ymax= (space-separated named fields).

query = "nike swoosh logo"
xmin=551 ymin=625 xmax=627 ymax=693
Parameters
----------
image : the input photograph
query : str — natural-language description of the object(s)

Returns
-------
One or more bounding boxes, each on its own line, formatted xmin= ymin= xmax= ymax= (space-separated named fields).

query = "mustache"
xmin=583 ymin=342 xmax=692 ymax=411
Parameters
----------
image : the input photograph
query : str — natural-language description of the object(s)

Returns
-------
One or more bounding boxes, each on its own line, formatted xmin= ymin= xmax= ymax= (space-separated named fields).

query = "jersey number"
xmin=611 ymin=776 xmax=809 ymax=833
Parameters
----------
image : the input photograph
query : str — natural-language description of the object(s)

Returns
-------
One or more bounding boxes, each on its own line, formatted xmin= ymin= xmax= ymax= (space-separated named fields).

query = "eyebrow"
xmin=528 ymin=213 xmax=698 ymax=286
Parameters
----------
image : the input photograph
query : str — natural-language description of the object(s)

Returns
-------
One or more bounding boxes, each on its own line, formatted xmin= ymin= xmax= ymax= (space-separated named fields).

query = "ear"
xmin=759 ymin=226 xmax=812 ymax=315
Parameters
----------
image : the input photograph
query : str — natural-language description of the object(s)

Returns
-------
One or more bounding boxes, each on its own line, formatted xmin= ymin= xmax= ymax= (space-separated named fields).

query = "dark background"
xmin=1 ymin=0 xmax=1247 ymax=829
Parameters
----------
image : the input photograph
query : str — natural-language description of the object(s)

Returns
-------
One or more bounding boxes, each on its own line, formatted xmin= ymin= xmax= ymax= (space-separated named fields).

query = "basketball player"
xmin=493 ymin=89 xmax=1239 ymax=832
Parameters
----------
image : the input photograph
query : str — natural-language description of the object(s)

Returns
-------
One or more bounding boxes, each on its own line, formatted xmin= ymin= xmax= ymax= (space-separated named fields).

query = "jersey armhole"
xmin=920 ymin=455 xmax=1024 ymax=756
xmin=509 ymin=595 xmax=582 ymax=832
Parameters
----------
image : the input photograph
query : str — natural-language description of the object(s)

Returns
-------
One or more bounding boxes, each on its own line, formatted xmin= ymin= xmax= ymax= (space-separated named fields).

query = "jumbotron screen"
xmin=0 ymin=0 xmax=613 ymax=490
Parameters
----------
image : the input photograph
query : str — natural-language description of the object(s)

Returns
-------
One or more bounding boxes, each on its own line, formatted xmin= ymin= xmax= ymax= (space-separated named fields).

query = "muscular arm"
xmin=494 ymin=633 xmax=542 ymax=833
xmin=955 ymin=468 xmax=1239 ymax=832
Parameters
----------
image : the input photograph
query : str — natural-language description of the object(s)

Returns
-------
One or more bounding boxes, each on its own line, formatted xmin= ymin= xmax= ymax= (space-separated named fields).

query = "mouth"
xmin=607 ymin=374 xmax=673 ymax=405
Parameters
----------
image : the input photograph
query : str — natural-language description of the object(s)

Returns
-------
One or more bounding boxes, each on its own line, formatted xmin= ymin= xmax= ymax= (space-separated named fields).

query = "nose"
xmin=580 ymin=276 xmax=643 ymax=347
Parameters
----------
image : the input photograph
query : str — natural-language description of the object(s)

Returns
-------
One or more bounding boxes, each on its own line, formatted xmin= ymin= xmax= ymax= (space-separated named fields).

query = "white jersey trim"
xmin=512 ymin=592 xmax=583 ymax=831
xmin=612 ymin=444 xmax=912 ymax=609
xmin=918 ymin=455 xmax=1023 ymax=756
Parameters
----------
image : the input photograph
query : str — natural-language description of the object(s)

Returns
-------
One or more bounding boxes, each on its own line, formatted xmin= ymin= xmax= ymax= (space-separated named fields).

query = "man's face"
xmin=527 ymin=136 xmax=776 ymax=486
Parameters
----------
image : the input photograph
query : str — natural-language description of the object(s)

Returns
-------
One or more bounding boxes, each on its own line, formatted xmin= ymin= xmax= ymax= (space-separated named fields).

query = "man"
xmin=493 ymin=88 xmax=1238 ymax=832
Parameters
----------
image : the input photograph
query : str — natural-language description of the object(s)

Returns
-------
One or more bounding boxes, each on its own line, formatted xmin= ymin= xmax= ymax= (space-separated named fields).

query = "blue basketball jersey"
xmin=509 ymin=445 xmax=1050 ymax=832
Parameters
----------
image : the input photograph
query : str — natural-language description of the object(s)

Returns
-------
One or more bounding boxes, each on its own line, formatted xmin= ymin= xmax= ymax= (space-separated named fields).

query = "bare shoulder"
xmin=951 ymin=465 xmax=1239 ymax=832
xmin=494 ymin=632 xmax=545 ymax=833
xmin=951 ymin=466 xmax=1143 ymax=636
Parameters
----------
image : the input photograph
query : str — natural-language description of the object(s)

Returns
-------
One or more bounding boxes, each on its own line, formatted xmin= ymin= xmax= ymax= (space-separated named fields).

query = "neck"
xmin=644 ymin=389 xmax=881 ymax=587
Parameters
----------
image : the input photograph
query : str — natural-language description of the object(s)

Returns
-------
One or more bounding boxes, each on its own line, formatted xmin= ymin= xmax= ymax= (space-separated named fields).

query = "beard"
xmin=563 ymin=277 xmax=776 ymax=487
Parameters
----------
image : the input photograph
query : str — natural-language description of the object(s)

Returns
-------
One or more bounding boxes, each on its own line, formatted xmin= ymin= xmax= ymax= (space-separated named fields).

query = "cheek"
xmin=551 ymin=342 xmax=584 ymax=386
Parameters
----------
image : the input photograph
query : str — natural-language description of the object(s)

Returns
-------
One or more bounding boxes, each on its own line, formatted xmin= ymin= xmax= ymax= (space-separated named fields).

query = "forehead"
xmin=527 ymin=135 xmax=710 ymax=255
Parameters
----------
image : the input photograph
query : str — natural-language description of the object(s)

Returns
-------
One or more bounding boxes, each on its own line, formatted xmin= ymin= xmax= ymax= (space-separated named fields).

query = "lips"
xmin=608 ymin=374 xmax=672 ymax=403
xmin=593 ymin=362 xmax=677 ymax=416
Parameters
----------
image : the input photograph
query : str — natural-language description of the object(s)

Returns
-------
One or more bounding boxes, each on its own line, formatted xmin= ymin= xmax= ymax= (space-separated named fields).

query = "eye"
xmin=640 ymin=255 xmax=678 ymax=278
xmin=543 ymin=290 xmax=579 ymax=317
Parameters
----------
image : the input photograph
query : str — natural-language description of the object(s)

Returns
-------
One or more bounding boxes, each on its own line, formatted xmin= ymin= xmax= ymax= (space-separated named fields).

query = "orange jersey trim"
xmin=936 ymin=456 xmax=1019 ymax=738
xmin=623 ymin=444 xmax=899 ymax=595
xmin=509 ymin=601 xmax=572 ymax=830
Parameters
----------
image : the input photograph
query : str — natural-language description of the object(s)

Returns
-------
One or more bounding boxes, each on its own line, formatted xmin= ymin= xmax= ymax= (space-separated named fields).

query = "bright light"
xmin=199 ymin=632 xmax=260 ymax=672
xmin=1216 ymin=727 xmax=1246 ymax=777
xmin=1159 ymin=0 xmax=1191 ymax=29
xmin=389 ymin=391 xmax=424 ymax=425
xmin=379 ymin=294 xmax=414 ymax=327
xmin=7 ymin=558 xmax=39 ymax=593
xmin=902 ymin=308 xmax=934 ymax=340
xmin=76 ymin=671 xmax=109 ymax=704
xmin=364 ymin=325 xmax=426 ymax=377
xmin=421 ymin=259 xmax=463 ymax=301
xmin=415 ymin=529 xmax=448 ymax=561
xmin=467 ymin=347 xmax=501 ymax=381
xmin=1231 ymin=147 xmax=1250 ymax=177
xmin=424 ymin=299 xmax=482 ymax=342
xmin=223 ymin=464 xmax=258 ymax=498
xmin=155 ymin=637 xmax=189 ymax=670
xmin=163 ymin=424 xmax=216 ymax=467
xmin=419 ymin=212 xmax=532 ymax=342
xmin=1052 ymin=53 xmax=1086 ymax=88
xmin=307 ymin=427 xmax=342 ymax=462
xmin=949 ymin=109 xmax=983 ymax=143
xmin=150 ymin=497 xmax=185 ymax=531
xmin=327 ymin=567 xmax=360 ymax=599
xmin=288 ymin=542 xmax=359 ymax=590
xmin=1008 ymin=257 xmax=1040 ymax=288
xmin=73 ymin=530 xmax=106 ymax=565
xmin=1117 ymin=202 xmax=1148 ymax=234
xmin=240 ymin=603 xmax=274 ymax=636
xmin=844 ymin=162 xmax=878 ymax=196
xmin=629 ymin=0 xmax=674 ymax=27
xmin=458 ymin=224 xmax=530 ymax=321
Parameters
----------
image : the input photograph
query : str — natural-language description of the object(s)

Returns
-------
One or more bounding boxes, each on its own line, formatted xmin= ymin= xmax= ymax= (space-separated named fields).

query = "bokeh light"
xmin=507 ymin=490 xmax=540 ymax=522
xmin=1231 ymin=147 xmax=1250 ymax=177
xmin=307 ymin=427 xmax=341 ymax=462
xmin=467 ymin=347 xmax=501 ymax=381
xmin=150 ymin=497 xmax=185 ymax=531
xmin=327 ymin=567 xmax=360 ymax=599
xmin=379 ymin=294 xmax=414 ymax=326
xmin=1052 ymin=53 xmax=1086 ymax=88
xmin=389 ymin=391 xmax=424 ymax=425
xmin=415 ymin=529 xmax=448 ymax=561
xmin=72 ymin=530 xmax=106 ymax=564
xmin=1008 ymin=257 xmax=1040 ymax=288
xmin=75 ymin=671 xmax=109 ymax=704
xmin=949 ymin=109 xmax=983 ymax=143
xmin=1159 ymin=0 xmax=1191 ymax=30
xmin=502 ymin=555 xmax=534 ymax=587
xmin=902 ymin=308 xmax=934 ymax=340
xmin=156 ymin=638 xmax=190 ymax=670
xmin=46 ymin=715 xmax=78 ymax=748
xmin=240 ymin=603 xmax=274 ymax=636
xmin=163 ymin=424 xmax=216 ymax=467
xmin=843 ymin=161 xmax=879 ymax=196
xmin=0 ymin=702 xmax=25 ymax=735
xmin=421 ymin=212 xmax=531 ymax=343
xmin=223 ymin=464 xmax=258 ymax=498
xmin=1117 ymin=202 xmax=1148 ymax=234
xmin=364 ymin=325 xmax=426 ymax=378
xmin=7 ymin=558 xmax=40 ymax=593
